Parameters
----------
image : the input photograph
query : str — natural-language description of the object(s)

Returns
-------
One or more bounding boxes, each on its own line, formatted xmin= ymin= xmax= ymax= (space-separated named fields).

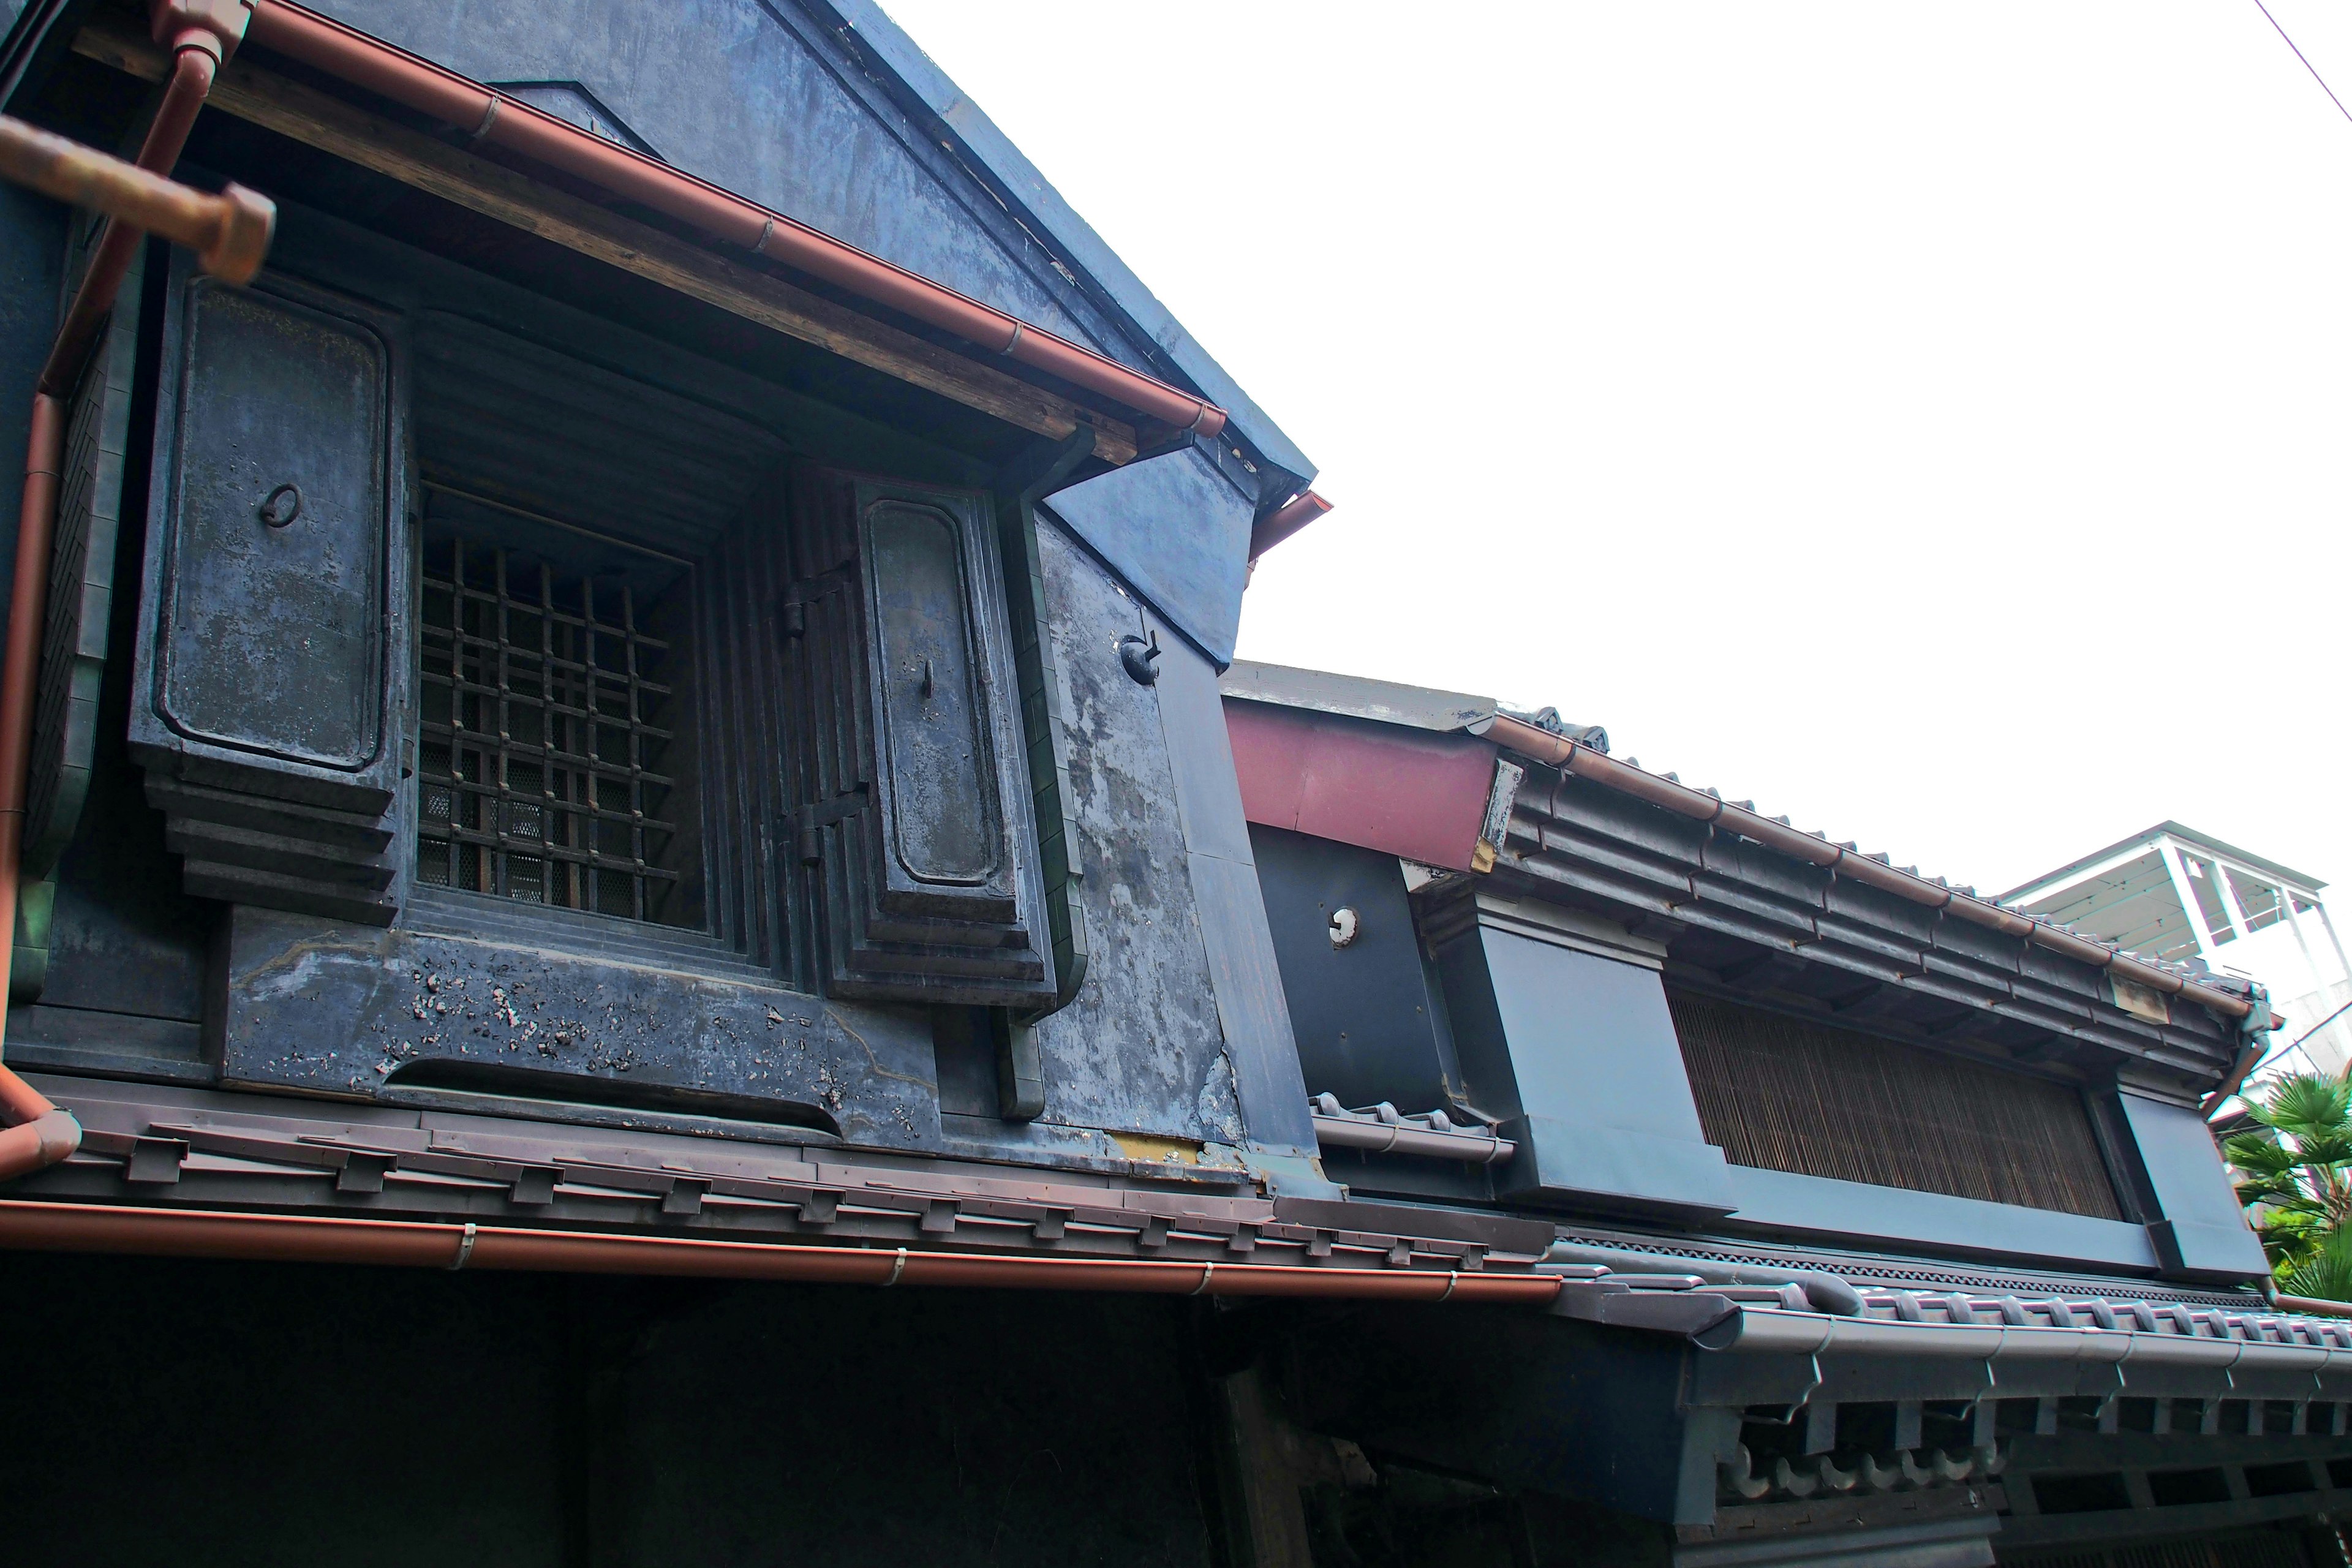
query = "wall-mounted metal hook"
xmin=1117 ymin=631 xmax=1159 ymax=687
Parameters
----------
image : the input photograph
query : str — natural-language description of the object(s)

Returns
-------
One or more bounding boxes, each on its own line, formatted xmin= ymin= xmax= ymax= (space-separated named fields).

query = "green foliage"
xmin=2223 ymin=1069 xmax=2352 ymax=1297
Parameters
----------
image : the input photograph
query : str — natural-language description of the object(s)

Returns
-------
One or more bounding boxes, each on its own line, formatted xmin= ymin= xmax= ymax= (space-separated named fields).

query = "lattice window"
xmin=416 ymin=533 xmax=693 ymax=926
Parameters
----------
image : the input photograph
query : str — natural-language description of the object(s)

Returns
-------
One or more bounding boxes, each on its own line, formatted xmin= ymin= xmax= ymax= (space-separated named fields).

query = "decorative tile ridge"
xmin=1487 ymin=725 xmax=2262 ymax=1027
xmin=42 ymin=1106 xmax=1550 ymax=1276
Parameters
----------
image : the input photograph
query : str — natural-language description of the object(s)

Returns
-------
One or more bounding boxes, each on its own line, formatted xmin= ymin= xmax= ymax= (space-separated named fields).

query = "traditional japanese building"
xmin=0 ymin=3 xmax=2335 ymax=1566
xmin=1221 ymin=660 xmax=2348 ymax=1566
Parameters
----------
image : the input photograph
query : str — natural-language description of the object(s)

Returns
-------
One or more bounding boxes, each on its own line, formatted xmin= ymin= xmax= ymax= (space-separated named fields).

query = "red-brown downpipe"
xmin=241 ymin=0 xmax=1229 ymax=440
xmin=0 ymin=6 xmax=247 ymax=1177
xmin=0 ymin=1200 xmax=1570 ymax=1305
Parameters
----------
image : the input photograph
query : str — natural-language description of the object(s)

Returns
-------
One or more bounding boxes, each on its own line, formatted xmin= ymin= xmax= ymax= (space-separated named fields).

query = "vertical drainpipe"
xmin=0 ymin=0 xmax=254 ymax=1178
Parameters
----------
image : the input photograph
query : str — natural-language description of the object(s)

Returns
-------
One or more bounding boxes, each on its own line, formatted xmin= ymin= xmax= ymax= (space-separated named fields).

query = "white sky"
xmin=880 ymin=1 xmax=2352 ymax=916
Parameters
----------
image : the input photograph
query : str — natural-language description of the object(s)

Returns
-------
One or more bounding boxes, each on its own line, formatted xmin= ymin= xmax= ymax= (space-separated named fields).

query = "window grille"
xmin=417 ymin=535 xmax=690 ymax=925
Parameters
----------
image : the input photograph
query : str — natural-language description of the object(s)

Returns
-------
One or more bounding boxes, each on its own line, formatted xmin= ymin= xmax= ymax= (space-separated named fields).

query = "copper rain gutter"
xmin=0 ymin=1199 xmax=1568 ymax=1305
xmin=0 ymin=0 xmax=265 ymax=1177
xmin=1481 ymin=714 xmax=2257 ymax=1023
xmin=241 ymin=0 xmax=1227 ymax=441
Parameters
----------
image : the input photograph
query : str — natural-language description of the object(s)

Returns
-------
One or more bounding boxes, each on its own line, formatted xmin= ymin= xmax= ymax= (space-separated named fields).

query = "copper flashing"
xmin=1248 ymin=489 xmax=1333 ymax=561
xmin=1481 ymin=714 xmax=2256 ymax=1023
xmin=239 ymin=1 xmax=1227 ymax=440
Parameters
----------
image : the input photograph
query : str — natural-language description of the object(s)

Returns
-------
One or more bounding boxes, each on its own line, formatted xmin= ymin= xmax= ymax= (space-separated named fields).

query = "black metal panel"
xmin=1249 ymin=823 xmax=1460 ymax=1115
xmin=787 ymin=464 xmax=1051 ymax=1006
xmin=1041 ymin=444 xmax=1254 ymax=666
xmin=1284 ymin=1302 xmax=1698 ymax=1525
xmin=129 ymin=261 xmax=408 ymax=925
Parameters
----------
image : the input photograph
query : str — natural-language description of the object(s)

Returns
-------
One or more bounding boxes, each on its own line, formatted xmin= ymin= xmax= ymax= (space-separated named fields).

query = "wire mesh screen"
xmin=417 ymin=534 xmax=694 ymax=926
xmin=1670 ymin=989 xmax=2124 ymax=1219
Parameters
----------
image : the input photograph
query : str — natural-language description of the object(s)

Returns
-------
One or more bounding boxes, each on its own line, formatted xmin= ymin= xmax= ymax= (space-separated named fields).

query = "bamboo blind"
xmin=1670 ymin=989 xmax=2124 ymax=1221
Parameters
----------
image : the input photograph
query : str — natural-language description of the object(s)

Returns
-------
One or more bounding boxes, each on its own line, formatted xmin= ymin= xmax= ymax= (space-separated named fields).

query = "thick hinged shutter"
xmin=127 ymin=263 xmax=406 ymax=925
xmin=786 ymin=464 xmax=1052 ymax=1006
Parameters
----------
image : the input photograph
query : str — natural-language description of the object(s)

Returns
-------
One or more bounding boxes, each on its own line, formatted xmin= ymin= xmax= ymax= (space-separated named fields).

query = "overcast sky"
xmin=880 ymin=1 xmax=2352 ymax=920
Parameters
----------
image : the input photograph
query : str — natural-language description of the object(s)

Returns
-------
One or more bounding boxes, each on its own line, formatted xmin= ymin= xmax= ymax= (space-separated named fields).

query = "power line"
xmin=2288 ymin=997 xmax=2352 ymax=1055
xmin=2252 ymin=0 xmax=2352 ymax=129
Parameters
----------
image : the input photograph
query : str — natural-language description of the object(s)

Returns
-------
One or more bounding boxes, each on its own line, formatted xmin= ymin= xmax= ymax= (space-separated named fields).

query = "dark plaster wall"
xmin=1026 ymin=516 xmax=1242 ymax=1147
xmin=0 ymin=1254 xmax=1226 ymax=1567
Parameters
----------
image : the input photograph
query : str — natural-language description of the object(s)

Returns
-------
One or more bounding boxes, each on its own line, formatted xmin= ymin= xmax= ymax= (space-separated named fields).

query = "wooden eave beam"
xmin=72 ymin=20 xmax=1140 ymax=466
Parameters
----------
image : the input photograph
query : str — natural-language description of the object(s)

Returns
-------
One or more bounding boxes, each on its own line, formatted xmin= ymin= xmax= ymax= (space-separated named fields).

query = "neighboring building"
xmin=2002 ymin=825 xmax=2352 ymax=1082
xmin=1219 ymin=660 xmax=2352 ymax=1567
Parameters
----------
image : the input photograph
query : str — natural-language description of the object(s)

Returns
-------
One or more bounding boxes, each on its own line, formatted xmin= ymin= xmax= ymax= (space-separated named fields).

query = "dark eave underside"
xmin=1486 ymin=767 xmax=2240 ymax=1096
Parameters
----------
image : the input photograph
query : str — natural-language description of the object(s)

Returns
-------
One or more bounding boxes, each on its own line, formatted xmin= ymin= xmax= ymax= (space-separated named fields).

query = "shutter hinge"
xmin=794 ymin=785 xmax=869 ymax=864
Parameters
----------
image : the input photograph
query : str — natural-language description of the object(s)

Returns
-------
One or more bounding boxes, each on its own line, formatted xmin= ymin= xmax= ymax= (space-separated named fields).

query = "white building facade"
xmin=2002 ymin=823 xmax=2352 ymax=1081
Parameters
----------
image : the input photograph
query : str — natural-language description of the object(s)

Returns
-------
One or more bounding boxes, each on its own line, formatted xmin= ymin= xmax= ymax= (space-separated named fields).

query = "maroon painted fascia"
xmin=1223 ymin=698 xmax=1498 ymax=873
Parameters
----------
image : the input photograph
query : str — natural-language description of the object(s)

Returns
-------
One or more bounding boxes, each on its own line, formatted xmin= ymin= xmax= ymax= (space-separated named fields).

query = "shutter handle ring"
xmin=259 ymin=483 xmax=303 ymax=529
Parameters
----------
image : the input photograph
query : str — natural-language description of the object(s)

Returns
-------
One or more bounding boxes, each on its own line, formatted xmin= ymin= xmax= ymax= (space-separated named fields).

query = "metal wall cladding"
xmin=161 ymin=281 xmax=388 ymax=772
xmin=1669 ymin=987 xmax=2125 ymax=1221
xmin=1250 ymin=823 xmax=1460 ymax=1115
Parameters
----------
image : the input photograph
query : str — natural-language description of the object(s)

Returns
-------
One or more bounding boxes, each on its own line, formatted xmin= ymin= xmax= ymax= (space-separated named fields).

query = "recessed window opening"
xmin=417 ymin=524 xmax=703 ymax=929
